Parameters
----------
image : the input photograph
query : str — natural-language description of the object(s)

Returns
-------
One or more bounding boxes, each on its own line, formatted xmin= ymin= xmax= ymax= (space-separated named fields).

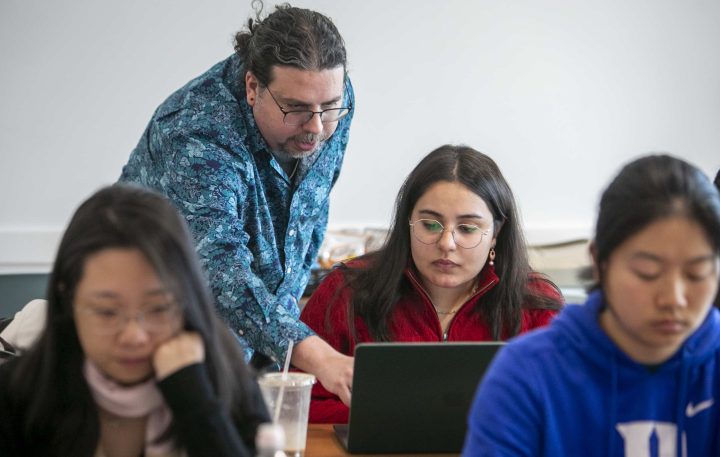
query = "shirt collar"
xmin=224 ymin=54 xmax=269 ymax=156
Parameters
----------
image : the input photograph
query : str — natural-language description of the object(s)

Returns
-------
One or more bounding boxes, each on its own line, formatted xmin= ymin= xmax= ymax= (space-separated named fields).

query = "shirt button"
xmin=287 ymin=267 xmax=292 ymax=274
xmin=237 ymin=329 xmax=244 ymax=336
xmin=289 ymin=229 xmax=295 ymax=237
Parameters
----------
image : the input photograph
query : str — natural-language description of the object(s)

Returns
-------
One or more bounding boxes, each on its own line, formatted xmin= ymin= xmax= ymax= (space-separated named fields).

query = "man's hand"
xmin=291 ymin=335 xmax=354 ymax=405
xmin=153 ymin=331 xmax=205 ymax=381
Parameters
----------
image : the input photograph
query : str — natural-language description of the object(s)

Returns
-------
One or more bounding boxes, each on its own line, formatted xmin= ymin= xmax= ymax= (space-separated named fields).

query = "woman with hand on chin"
xmin=463 ymin=155 xmax=720 ymax=457
xmin=0 ymin=185 xmax=269 ymax=457
xmin=300 ymin=144 xmax=564 ymax=424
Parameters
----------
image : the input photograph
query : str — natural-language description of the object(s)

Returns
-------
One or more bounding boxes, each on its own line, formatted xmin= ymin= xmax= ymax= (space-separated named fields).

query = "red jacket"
xmin=300 ymin=263 xmax=562 ymax=424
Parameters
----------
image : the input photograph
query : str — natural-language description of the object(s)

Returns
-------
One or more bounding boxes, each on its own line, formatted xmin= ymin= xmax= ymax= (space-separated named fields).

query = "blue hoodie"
xmin=462 ymin=291 xmax=720 ymax=457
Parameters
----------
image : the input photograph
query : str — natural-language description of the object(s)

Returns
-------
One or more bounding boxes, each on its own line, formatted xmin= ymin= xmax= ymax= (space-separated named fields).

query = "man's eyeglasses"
xmin=409 ymin=219 xmax=489 ymax=249
xmin=77 ymin=302 xmax=181 ymax=336
xmin=264 ymin=86 xmax=352 ymax=126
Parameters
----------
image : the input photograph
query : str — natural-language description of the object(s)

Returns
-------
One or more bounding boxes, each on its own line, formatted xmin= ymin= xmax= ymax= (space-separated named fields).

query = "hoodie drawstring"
xmin=674 ymin=349 xmax=690 ymax=457
xmin=608 ymin=354 xmax=619 ymax=453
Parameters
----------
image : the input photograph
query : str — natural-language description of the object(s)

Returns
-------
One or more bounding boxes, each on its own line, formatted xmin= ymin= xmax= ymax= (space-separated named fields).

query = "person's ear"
xmin=245 ymin=72 xmax=259 ymax=106
xmin=490 ymin=219 xmax=504 ymax=247
xmin=589 ymin=241 xmax=602 ymax=282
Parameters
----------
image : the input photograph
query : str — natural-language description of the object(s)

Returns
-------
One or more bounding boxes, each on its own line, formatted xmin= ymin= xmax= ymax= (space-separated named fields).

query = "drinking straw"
xmin=273 ymin=339 xmax=294 ymax=424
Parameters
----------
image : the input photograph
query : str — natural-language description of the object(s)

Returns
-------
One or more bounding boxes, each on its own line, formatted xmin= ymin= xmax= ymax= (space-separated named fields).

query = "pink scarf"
xmin=83 ymin=360 xmax=178 ymax=456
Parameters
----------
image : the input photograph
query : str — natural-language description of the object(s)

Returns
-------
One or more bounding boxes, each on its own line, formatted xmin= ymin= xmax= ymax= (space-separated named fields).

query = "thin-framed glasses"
xmin=264 ymin=86 xmax=352 ymax=126
xmin=77 ymin=302 xmax=181 ymax=336
xmin=409 ymin=219 xmax=489 ymax=249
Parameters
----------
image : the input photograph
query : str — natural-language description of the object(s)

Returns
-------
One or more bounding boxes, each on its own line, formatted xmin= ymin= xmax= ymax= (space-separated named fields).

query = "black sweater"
xmin=0 ymin=359 xmax=270 ymax=457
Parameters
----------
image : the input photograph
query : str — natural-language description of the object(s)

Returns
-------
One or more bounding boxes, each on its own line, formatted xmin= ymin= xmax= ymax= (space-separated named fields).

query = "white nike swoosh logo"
xmin=686 ymin=399 xmax=714 ymax=418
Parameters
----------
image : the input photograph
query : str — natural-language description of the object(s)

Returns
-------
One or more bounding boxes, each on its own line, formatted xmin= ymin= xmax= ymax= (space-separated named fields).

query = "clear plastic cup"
xmin=258 ymin=372 xmax=316 ymax=457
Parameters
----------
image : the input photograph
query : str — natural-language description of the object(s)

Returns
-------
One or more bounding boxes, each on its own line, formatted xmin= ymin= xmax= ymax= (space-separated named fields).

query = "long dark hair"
xmin=594 ymin=155 xmax=720 ymax=287
xmin=234 ymin=1 xmax=347 ymax=86
xmin=340 ymin=145 xmax=560 ymax=341
xmin=7 ymin=185 xmax=262 ymax=455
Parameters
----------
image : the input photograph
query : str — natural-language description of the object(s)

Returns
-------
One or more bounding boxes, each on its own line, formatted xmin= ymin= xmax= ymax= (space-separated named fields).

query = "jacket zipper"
xmin=444 ymin=280 xmax=496 ymax=340
xmin=406 ymin=271 xmax=497 ymax=341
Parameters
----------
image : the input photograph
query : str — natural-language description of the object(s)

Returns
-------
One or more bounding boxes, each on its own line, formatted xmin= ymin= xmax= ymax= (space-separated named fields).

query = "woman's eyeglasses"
xmin=409 ymin=219 xmax=489 ymax=249
xmin=77 ymin=303 xmax=181 ymax=336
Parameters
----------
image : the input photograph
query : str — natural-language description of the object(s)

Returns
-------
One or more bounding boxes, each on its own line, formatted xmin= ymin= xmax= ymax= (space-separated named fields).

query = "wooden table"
xmin=304 ymin=424 xmax=460 ymax=457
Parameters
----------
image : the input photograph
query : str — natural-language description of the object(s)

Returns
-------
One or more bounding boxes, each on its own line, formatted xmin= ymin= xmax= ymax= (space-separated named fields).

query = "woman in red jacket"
xmin=300 ymin=144 xmax=564 ymax=423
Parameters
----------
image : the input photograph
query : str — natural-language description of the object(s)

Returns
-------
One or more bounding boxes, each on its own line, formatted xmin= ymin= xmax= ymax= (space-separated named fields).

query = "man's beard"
xmin=275 ymin=132 xmax=329 ymax=161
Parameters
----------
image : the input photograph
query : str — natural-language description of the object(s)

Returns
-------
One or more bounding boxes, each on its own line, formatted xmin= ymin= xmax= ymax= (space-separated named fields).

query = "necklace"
xmin=434 ymin=307 xmax=460 ymax=316
xmin=432 ymin=283 xmax=479 ymax=316
xmin=288 ymin=159 xmax=300 ymax=180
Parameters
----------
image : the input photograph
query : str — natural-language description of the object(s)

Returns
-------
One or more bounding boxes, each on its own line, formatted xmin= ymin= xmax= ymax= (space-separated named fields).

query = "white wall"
xmin=1 ymin=0 xmax=719 ymax=272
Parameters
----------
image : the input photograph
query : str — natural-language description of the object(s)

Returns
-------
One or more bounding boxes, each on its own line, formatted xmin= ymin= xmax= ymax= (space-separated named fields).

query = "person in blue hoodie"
xmin=463 ymin=154 xmax=720 ymax=457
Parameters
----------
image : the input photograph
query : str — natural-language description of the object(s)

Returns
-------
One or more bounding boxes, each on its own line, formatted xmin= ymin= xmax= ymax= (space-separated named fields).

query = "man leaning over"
xmin=119 ymin=2 xmax=355 ymax=405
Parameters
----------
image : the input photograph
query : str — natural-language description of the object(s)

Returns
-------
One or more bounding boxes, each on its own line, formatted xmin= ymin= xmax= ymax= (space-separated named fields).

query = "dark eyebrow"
xmin=631 ymin=252 xmax=716 ymax=265
xmin=418 ymin=209 xmax=443 ymax=219
xmin=144 ymin=289 xmax=172 ymax=297
xmin=417 ymin=209 xmax=484 ymax=220
xmin=87 ymin=291 xmax=120 ymax=299
xmin=630 ymin=252 xmax=663 ymax=262
xmin=278 ymin=94 xmax=343 ymax=107
xmin=87 ymin=288 xmax=170 ymax=299
xmin=686 ymin=255 xmax=718 ymax=265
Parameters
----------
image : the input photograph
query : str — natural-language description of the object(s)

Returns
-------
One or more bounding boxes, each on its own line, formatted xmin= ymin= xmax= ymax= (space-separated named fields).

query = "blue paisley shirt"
xmin=119 ymin=54 xmax=354 ymax=363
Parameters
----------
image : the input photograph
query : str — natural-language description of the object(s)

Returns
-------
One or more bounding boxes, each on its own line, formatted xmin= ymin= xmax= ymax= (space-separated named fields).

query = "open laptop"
xmin=334 ymin=341 xmax=504 ymax=454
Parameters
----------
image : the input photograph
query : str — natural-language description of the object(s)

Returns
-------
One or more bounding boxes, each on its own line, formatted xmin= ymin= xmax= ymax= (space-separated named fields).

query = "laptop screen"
xmin=338 ymin=341 xmax=504 ymax=453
